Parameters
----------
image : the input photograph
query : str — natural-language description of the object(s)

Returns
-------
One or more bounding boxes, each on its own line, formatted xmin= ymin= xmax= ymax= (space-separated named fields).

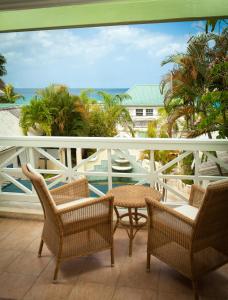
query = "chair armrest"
xmin=57 ymin=195 xmax=114 ymax=238
xmin=189 ymin=184 xmax=205 ymax=208
xmin=146 ymin=197 xmax=195 ymax=249
xmin=145 ymin=197 xmax=195 ymax=227
xmin=56 ymin=195 xmax=113 ymax=215
xmin=50 ymin=178 xmax=89 ymax=205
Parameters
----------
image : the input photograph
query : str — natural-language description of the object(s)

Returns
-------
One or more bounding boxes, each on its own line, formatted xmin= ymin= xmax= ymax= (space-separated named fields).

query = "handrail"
xmin=0 ymin=136 xmax=227 ymax=151
xmin=0 ymin=136 xmax=227 ymax=209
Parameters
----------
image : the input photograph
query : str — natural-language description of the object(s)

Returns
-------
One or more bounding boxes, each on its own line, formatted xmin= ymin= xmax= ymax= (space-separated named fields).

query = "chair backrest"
xmin=193 ymin=179 xmax=228 ymax=244
xmin=22 ymin=164 xmax=59 ymax=227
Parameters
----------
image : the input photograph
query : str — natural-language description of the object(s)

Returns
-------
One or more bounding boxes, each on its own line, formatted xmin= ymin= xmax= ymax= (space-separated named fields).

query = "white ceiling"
xmin=0 ymin=0 xmax=114 ymax=11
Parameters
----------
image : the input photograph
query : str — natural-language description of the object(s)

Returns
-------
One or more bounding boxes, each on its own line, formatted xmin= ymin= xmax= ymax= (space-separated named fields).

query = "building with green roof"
xmin=124 ymin=84 xmax=164 ymax=130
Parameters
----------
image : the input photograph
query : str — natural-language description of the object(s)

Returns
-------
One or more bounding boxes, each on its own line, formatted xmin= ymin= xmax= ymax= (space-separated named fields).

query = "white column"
xmin=67 ymin=148 xmax=72 ymax=182
xmin=107 ymin=149 xmax=112 ymax=191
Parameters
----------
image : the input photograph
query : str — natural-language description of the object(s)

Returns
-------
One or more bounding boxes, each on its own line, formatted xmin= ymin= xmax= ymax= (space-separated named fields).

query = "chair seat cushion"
xmin=174 ymin=204 xmax=199 ymax=220
xmin=57 ymin=197 xmax=95 ymax=210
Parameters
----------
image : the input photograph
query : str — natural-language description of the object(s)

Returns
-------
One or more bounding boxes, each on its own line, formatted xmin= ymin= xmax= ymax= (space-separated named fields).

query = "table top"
xmin=107 ymin=185 xmax=162 ymax=208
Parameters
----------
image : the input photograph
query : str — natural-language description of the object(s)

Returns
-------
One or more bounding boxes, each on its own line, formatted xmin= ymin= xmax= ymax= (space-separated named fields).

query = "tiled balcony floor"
xmin=0 ymin=218 xmax=227 ymax=300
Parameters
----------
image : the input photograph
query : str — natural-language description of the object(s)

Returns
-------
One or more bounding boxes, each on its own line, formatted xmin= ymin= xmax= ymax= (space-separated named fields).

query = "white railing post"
xmin=67 ymin=148 xmax=72 ymax=182
xmin=0 ymin=136 xmax=227 ymax=205
xmin=28 ymin=147 xmax=35 ymax=167
xmin=76 ymin=148 xmax=82 ymax=164
xmin=150 ymin=150 xmax=155 ymax=188
xmin=107 ymin=149 xmax=112 ymax=191
xmin=28 ymin=147 xmax=36 ymax=192
xmin=194 ymin=150 xmax=200 ymax=185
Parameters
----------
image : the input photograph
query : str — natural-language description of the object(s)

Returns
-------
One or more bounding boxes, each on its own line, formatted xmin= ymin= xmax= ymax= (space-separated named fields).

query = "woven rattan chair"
xmin=146 ymin=179 xmax=228 ymax=300
xmin=22 ymin=163 xmax=114 ymax=281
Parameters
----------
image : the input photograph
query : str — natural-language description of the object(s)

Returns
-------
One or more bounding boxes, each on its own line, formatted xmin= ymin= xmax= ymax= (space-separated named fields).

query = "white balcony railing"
xmin=0 ymin=136 xmax=228 ymax=209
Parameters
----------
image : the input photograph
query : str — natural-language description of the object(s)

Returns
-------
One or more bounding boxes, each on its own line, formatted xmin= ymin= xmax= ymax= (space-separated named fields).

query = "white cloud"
xmin=0 ymin=25 xmax=187 ymax=66
xmin=0 ymin=25 xmax=189 ymax=87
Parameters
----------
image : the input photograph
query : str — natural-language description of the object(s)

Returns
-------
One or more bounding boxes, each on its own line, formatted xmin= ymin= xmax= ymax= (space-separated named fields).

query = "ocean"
xmin=14 ymin=88 xmax=128 ymax=106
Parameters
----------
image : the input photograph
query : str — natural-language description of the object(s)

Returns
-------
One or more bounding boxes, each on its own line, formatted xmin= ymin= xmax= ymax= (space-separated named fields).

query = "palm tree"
xmin=96 ymin=91 xmax=134 ymax=136
xmin=0 ymin=84 xmax=24 ymax=103
xmin=20 ymin=98 xmax=53 ymax=135
xmin=0 ymin=54 xmax=6 ymax=77
xmin=79 ymin=88 xmax=97 ymax=113
xmin=20 ymin=85 xmax=89 ymax=137
xmin=160 ymin=30 xmax=227 ymax=138
xmin=205 ymin=18 xmax=228 ymax=33
xmin=161 ymin=30 xmax=228 ymax=176
xmin=51 ymin=93 xmax=89 ymax=137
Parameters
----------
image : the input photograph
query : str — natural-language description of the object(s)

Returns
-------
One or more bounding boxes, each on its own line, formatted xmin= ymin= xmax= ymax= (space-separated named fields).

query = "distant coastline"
xmin=14 ymin=88 xmax=128 ymax=106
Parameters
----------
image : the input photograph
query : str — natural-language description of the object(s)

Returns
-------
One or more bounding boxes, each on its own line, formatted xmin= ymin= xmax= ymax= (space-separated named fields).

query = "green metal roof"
xmin=0 ymin=103 xmax=20 ymax=109
xmin=124 ymin=84 xmax=163 ymax=107
xmin=0 ymin=0 xmax=227 ymax=33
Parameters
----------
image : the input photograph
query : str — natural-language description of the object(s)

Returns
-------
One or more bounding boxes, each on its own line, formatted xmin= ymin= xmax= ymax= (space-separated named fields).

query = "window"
xmin=146 ymin=109 xmax=153 ymax=116
xmin=136 ymin=109 xmax=143 ymax=116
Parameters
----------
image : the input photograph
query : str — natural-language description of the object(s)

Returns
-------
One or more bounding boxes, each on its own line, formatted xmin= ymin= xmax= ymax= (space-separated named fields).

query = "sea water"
xmin=15 ymin=88 xmax=128 ymax=106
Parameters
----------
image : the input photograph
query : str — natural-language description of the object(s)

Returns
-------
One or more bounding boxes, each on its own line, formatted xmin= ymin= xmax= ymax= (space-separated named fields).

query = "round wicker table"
xmin=107 ymin=185 xmax=162 ymax=256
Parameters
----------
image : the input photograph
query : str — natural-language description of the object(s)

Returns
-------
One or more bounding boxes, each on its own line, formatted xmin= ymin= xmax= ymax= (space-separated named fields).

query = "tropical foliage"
xmin=143 ymin=108 xmax=178 ymax=173
xmin=205 ymin=19 xmax=228 ymax=33
xmin=89 ymin=91 xmax=134 ymax=137
xmin=20 ymin=85 xmax=134 ymax=138
xmin=0 ymin=54 xmax=6 ymax=77
xmin=160 ymin=28 xmax=228 ymax=139
xmin=0 ymin=84 xmax=24 ymax=103
xmin=20 ymin=85 xmax=89 ymax=136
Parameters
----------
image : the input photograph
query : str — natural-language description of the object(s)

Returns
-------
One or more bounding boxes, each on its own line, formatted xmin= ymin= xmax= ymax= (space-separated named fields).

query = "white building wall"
xmin=126 ymin=106 xmax=162 ymax=130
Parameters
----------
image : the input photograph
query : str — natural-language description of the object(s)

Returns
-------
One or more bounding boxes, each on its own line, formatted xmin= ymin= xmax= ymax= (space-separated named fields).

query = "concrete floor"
xmin=0 ymin=217 xmax=227 ymax=300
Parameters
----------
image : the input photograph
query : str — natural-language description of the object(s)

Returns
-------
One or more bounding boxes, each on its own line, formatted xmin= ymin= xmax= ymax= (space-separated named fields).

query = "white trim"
xmin=0 ymin=136 xmax=227 ymax=208
xmin=0 ymin=136 xmax=227 ymax=151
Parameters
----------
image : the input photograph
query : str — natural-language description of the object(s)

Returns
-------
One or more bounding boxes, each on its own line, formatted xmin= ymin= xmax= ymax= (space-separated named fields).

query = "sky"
xmin=0 ymin=20 xmax=207 ymax=88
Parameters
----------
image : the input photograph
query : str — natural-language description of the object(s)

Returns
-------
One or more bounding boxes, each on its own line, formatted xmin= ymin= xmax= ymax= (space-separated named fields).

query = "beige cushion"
xmin=57 ymin=197 xmax=95 ymax=210
xmin=174 ymin=205 xmax=199 ymax=220
xmin=208 ymin=178 xmax=228 ymax=187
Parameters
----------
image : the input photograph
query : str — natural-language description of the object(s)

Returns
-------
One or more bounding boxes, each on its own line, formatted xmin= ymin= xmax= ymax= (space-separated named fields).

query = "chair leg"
xmin=192 ymin=280 xmax=199 ymax=300
xmin=38 ymin=239 xmax=44 ymax=257
xmin=147 ymin=251 xmax=151 ymax=272
xmin=111 ymin=247 xmax=114 ymax=267
xmin=53 ymin=258 xmax=61 ymax=282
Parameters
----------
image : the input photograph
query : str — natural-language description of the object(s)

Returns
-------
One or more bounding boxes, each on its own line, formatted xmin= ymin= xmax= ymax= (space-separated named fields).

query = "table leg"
xmin=135 ymin=208 xmax=138 ymax=224
xmin=128 ymin=207 xmax=134 ymax=256
xmin=114 ymin=206 xmax=120 ymax=233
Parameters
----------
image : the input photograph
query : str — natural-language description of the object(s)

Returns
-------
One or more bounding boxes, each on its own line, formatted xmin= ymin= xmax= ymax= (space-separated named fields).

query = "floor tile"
xmin=198 ymin=271 xmax=228 ymax=299
xmin=0 ymin=272 xmax=36 ymax=300
xmin=6 ymin=251 xmax=51 ymax=276
xmin=112 ymin=287 xmax=157 ymax=300
xmin=0 ymin=227 xmax=38 ymax=251
xmin=158 ymin=263 xmax=192 ymax=295
xmin=0 ymin=218 xmax=227 ymax=300
xmin=23 ymin=276 xmax=74 ymax=300
xmin=16 ymin=220 xmax=43 ymax=237
xmin=157 ymin=291 xmax=193 ymax=300
xmin=0 ymin=218 xmax=22 ymax=241
xmin=26 ymin=237 xmax=51 ymax=256
xmin=40 ymin=256 xmax=87 ymax=282
xmin=117 ymin=256 xmax=160 ymax=290
xmin=68 ymin=281 xmax=115 ymax=300
xmin=78 ymin=255 xmax=120 ymax=286
xmin=0 ymin=249 xmax=21 ymax=272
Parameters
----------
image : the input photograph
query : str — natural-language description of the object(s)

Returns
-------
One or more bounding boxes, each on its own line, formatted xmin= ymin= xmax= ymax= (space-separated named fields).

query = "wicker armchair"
xmin=22 ymin=164 xmax=114 ymax=281
xmin=146 ymin=179 xmax=228 ymax=300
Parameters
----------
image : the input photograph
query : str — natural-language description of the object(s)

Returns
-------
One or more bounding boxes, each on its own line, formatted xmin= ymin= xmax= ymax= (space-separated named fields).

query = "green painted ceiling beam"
xmin=0 ymin=0 xmax=227 ymax=32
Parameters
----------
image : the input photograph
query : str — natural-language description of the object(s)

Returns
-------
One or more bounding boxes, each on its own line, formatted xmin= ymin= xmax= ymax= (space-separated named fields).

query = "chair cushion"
xmin=174 ymin=205 xmax=199 ymax=220
xmin=57 ymin=197 xmax=95 ymax=210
